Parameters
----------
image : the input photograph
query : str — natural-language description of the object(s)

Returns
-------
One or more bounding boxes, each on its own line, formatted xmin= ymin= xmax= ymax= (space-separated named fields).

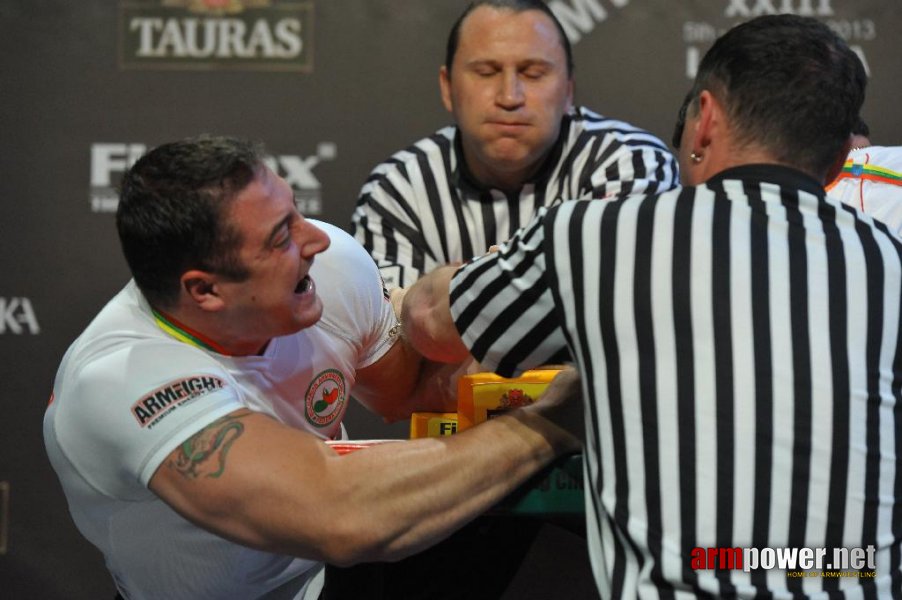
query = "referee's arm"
xmin=589 ymin=138 xmax=679 ymax=199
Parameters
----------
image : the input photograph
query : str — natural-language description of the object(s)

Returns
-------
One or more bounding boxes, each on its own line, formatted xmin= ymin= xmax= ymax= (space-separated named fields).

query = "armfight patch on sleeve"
xmin=131 ymin=375 xmax=227 ymax=429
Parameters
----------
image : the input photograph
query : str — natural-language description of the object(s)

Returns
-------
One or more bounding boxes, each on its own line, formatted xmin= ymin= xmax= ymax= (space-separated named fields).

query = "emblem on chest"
xmin=304 ymin=368 xmax=347 ymax=428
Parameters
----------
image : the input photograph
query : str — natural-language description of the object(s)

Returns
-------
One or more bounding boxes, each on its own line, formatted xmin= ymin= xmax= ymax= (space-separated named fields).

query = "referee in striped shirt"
xmin=400 ymin=14 xmax=902 ymax=598
xmin=351 ymin=0 xmax=678 ymax=301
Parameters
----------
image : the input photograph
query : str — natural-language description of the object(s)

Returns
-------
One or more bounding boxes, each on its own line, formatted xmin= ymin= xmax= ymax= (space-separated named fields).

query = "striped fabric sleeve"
xmin=352 ymin=169 xmax=427 ymax=290
xmin=449 ymin=208 xmax=569 ymax=377
xmin=588 ymin=132 xmax=679 ymax=199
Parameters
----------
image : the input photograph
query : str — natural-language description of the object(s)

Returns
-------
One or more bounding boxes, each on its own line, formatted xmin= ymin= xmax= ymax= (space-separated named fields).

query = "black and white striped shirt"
xmin=450 ymin=164 xmax=902 ymax=598
xmin=352 ymin=106 xmax=678 ymax=289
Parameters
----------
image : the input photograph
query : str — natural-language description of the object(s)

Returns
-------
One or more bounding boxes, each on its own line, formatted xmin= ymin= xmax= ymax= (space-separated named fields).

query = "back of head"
xmin=688 ymin=14 xmax=866 ymax=178
xmin=445 ymin=0 xmax=574 ymax=77
xmin=116 ymin=135 xmax=263 ymax=308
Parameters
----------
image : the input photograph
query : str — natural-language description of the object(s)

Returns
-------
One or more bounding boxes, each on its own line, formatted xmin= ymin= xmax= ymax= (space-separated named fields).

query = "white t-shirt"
xmin=43 ymin=221 xmax=396 ymax=600
xmin=827 ymin=145 xmax=902 ymax=235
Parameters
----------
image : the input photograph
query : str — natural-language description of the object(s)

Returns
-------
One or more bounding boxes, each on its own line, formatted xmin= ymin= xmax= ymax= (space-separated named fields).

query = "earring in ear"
xmin=690 ymin=152 xmax=703 ymax=164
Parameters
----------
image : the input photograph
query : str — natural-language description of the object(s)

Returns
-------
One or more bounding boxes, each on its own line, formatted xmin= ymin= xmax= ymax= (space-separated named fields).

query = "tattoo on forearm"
xmin=170 ymin=412 xmax=248 ymax=479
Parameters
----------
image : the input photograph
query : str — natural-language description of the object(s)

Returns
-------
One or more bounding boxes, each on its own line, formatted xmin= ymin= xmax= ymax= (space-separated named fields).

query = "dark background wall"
xmin=2 ymin=1 xmax=899 ymax=597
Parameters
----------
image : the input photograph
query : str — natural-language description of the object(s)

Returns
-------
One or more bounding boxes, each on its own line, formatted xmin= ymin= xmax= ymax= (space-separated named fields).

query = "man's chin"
xmin=486 ymin=138 xmax=547 ymax=164
xmin=294 ymin=298 xmax=324 ymax=330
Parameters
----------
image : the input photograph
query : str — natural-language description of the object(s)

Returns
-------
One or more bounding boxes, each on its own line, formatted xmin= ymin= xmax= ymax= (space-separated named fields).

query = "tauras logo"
xmin=0 ymin=298 xmax=40 ymax=335
xmin=119 ymin=0 xmax=313 ymax=72
xmin=131 ymin=375 xmax=226 ymax=428
xmin=89 ymin=142 xmax=335 ymax=215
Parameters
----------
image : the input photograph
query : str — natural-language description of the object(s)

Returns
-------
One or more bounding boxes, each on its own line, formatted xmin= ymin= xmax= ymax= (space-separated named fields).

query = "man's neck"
xmin=152 ymin=305 xmax=268 ymax=357
xmin=471 ymin=169 xmax=532 ymax=193
xmin=461 ymin=154 xmax=541 ymax=193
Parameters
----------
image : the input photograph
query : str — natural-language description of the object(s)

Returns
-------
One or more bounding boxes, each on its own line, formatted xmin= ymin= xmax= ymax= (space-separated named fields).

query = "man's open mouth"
xmin=295 ymin=275 xmax=313 ymax=294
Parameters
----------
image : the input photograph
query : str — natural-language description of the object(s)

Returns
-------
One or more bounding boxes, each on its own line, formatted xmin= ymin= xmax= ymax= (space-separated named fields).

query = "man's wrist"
xmin=504 ymin=407 xmax=581 ymax=458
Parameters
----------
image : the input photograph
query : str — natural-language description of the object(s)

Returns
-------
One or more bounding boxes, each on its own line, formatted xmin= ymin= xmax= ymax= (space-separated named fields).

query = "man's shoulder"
xmin=60 ymin=282 xmax=219 ymax=382
xmin=308 ymin=220 xmax=385 ymax=309
xmin=310 ymin=220 xmax=377 ymax=278
xmin=68 ymin=282 xmax=161 ymax=354
xmin=307 ymin=221 xmax=394 ymax=353
xmin=847 ymin=145 xmax=902 ymax=170
xmin=567 ymin=106 xmax=668 ymax=147
xmin=368 ymin=126 xmax=458 ymax=174
xmin=546 ymin=186 xmax=685 ymax=223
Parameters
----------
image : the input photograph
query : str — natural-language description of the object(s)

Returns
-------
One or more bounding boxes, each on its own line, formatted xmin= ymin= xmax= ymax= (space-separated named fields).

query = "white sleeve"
xmin=309 ymin=220 xmax=398 ymax=369
xmin=51 ymin=339 xmax=244 ymax=499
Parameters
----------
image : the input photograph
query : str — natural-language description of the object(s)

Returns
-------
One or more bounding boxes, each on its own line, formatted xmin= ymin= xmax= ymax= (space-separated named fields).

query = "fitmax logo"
xmin=263 ymin=142 xmax=336 ymax=215
xmin=89 ymin=142 xmax=336 ymax=214
xmin=0 ymin=298 xmax=40 ymax=335
xmin=90 ymin=143 xmax=146 ymax=213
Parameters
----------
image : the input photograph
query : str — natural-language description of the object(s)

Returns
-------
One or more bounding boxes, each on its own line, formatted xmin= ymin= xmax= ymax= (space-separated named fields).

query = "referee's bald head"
xmin=445 ymin=0 xmax=574 ymax=79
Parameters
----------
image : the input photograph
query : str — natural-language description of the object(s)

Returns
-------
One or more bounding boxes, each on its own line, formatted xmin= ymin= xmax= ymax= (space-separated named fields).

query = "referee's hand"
xmin=524 ymin=366 xmax=585 ymax=450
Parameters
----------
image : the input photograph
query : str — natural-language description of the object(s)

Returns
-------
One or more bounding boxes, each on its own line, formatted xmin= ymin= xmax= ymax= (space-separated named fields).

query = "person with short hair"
xmin=351 ymin=0 xmax=678 ymax=297
xmin=43 ymin=135 xmax=580 ymax=600
xmin=401 ymin=14 xmax=902 ymax=597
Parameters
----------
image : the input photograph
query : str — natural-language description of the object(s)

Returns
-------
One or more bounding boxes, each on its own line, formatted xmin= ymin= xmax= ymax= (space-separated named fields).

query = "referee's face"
xmin=440 ymin=6 xmax=574 ymax=190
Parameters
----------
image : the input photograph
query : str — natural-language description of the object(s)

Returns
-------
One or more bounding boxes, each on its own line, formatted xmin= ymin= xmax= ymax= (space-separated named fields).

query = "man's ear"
xmin=824 ymin=136 xmax=853 ymax=186
xmin=181 ymin=270 xmax=225 ymax=312
xmin=691 ymin=90 xmax=719 ymax=154
xmin=439 ymin=65 xmax=453 ymax=114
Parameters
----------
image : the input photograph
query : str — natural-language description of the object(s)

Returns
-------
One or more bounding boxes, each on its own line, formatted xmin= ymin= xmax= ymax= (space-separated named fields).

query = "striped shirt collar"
xmin=707 ymin=163 xmax=825 ymax=197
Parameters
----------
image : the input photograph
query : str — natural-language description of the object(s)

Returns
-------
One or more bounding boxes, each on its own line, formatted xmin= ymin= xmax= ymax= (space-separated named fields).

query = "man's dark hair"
xmin=445 ymin=0 xmax=573 ymax=78
xmin=116 ymin=135 xmax=264 ymax=308
xmin=682 ymin=14 xmax=866 ymax=177
xmin=852 ymin=115 xmax=870 ymax=138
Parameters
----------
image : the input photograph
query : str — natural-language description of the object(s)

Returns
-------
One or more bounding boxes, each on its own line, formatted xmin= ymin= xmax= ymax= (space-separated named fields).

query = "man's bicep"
xmin=148 ymin=408 xmax=337 ymax=560
xmin=150 ymin=408 xmax=253 ymax=489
